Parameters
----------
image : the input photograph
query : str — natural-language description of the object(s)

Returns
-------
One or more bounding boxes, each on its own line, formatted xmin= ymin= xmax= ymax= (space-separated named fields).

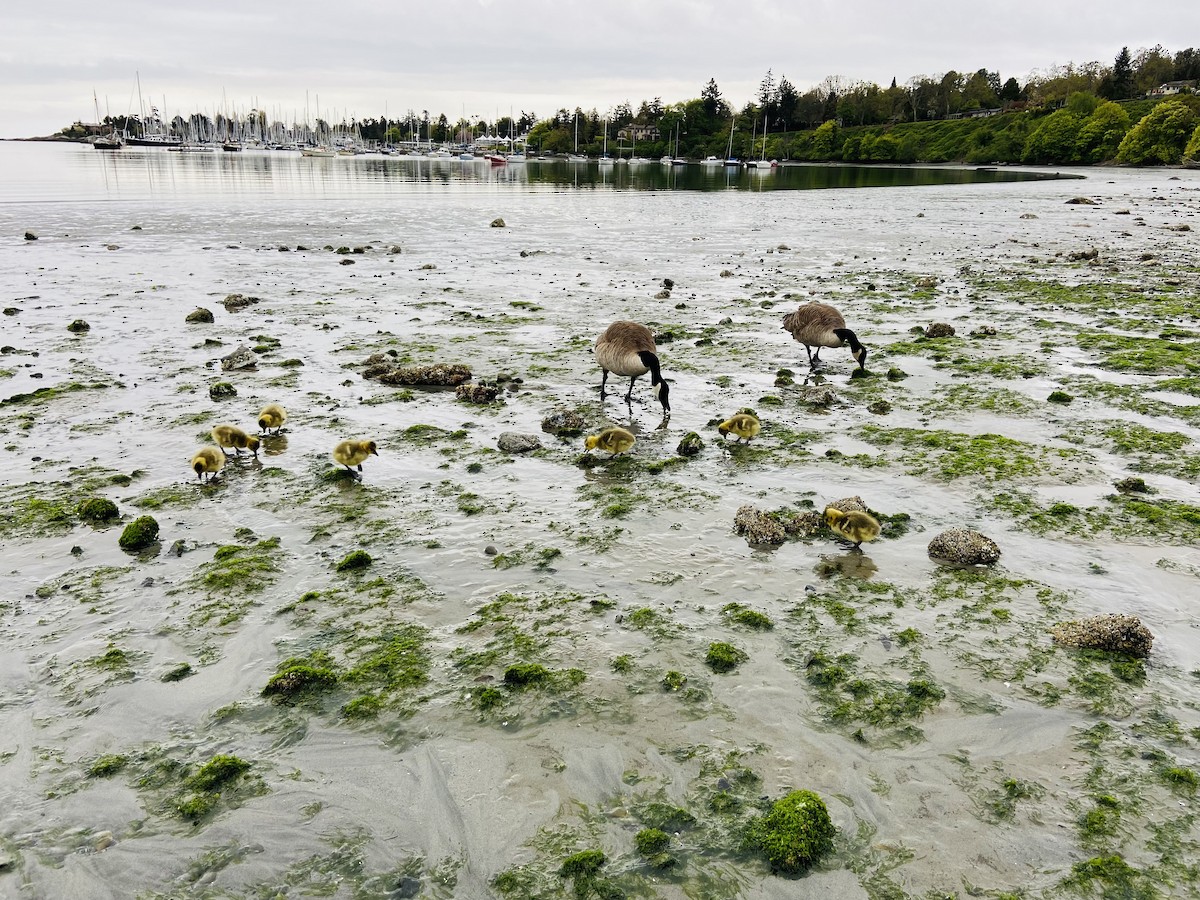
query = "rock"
xmin=209 ymin=381 xmax=237 ymax=400
xmin=24 ymin=231 xmax=38 ymax=240
xmin=654 ymin=289 xmax=671 ymax=299
xmin=484 ymin=545 xmax=498 ymax=556
xmin=1114 ymin=476 xmax=1151 ymax=494
xmin=924 ymin=322 xmax=955 ymax=338
xmin=92 ymin=831 xmax=115 ymax=851
xmin=118 ymin=515 xmax=160 ymax=552
xmin=800 ymin=385 xmax=837 ymax=407
xmin=497 ymin=432 xmax=542 ymax=453
xmin=222 ymin=293 xmax=260 ymax=312
xmin=1047 ymin=391 xmax=1073 ymax=404
xmin=67 ymin=319 xmax=90 ymax=333
xmin=541 ymin=410 xmax=586 ymax=436
xmin=3 ymin=308 xmax=18 ymax=316
xmin=734 ymin=506 xmax=786 ymax=545
xmin=927 ymin=528 xmax=1000 ymax=565
xmin=77 ymin=497 xmax=119 ymax=524
xmin=718 ymin=316 xmax=732 ymax=326
xmin=168 ymin=539 xmax=189 ymax=557
xmin=886 ymin=367 xmax=909 ymax=381
xmin=186 ymin=308 xmax=215 ymax=323
xmin=1019 ymin=213 xmax=1038 ymax=219
xmin=393 ymin=876 xmax=422 ymax=899
xmin=676 ymin=432 xmax=704 ymax=457
xmin=662 ymin=278 xmax=675 ymax=289
xmin=1051 ymin=614 xmax=1153 ymax=658
xmin=1065 ymin=196 xmax=1098 ymax=205
xmin=220 ymin=346 xmax=258 ymax=371
xmin=867 ymin=400 xmax=892 ymax=415
xmin=969 ymin=325 xmax=997 ymax=337
xmin=490 ymin=217 xmax=506 ymax=228
xmin=456 ymin=382 xmax=501 ymax=403
xmin=827 ymin=496 xmax=869 ymax=514
xmin=377 ymin=363 xmax=472 ymax=386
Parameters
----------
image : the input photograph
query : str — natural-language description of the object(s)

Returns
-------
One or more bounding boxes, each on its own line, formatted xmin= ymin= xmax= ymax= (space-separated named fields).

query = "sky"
xmin=2 ymin=0 xmax=1195 ymax=138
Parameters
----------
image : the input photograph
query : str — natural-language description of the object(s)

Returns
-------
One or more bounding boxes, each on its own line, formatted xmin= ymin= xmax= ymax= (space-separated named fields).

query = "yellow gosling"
xmin=717 ymin=413 xmax=761 ymax=443
xmin=191 ymin=446 xmax=225 ymax=483
xmin=584 ymin=426 xmax=636 ymax=457
xmin=333 ymin=439 xmax=379 ymax=475
xmin=257 ymin=403 xmax=287 ymax=435
xmin=823 ymin=507 xmax=882 ymax=550
xmin=212 ymin=424 xmax=260 ymax=458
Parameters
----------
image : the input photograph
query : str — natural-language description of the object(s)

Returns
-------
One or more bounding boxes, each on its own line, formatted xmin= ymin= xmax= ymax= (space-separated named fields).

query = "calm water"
xmin=0 ymin=140 xmax=1077 ymax=203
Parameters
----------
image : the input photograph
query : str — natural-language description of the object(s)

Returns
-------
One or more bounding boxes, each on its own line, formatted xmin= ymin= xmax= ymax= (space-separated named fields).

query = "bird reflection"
xmin=814 ymin=551 xmax=878 ymax=580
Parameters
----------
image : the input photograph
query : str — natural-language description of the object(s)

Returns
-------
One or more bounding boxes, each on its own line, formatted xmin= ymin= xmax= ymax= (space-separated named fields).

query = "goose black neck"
xmin=833 ymin=328 xmax=862 ymax=352
xmin=638 ymin=350 xmax=663 ymax=383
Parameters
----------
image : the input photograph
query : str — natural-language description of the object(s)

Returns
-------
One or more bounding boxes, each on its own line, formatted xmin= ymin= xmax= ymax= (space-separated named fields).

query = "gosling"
xmin=717 ymin=413 xmax=761 ymax=443
xmin=333 ymin=439 xmax=379 ymax=475
xmin=823 ymin=507 xmax=882 ymax=551
xmin=584 ymin=426 xmax=636 ymax=457
xmin=191 ymin=446 xmax=225 ymax=483
xmin=257 ymin=403 xmax=286 ymax=435
xmin=211 ymin=424 xmax=260 ymax=458
xmin=594 ymin=320 xmax=671 ymax=413
xmin=782 ymin=302 xmax=867 ymax=371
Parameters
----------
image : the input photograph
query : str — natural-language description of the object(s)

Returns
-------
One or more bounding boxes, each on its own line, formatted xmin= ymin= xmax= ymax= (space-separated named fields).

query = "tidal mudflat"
xmin=1 ymin=145 xmax=1199 ymax=899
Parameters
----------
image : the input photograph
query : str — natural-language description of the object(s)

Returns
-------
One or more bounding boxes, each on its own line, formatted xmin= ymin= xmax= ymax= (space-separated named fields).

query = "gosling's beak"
xmin=371 ymin=448 xmax=379 ymax=456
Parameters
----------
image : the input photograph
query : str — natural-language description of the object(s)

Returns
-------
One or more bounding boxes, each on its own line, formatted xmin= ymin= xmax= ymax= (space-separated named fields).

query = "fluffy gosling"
xmin=257 ymin=403 xmax=286 ymax=435
xmin=333 ymin=439 xmax=379 ymax=475
xmin=718 ymin=413 xmax=761 ymax=443
xmin=584 ymin=426 xmax=636 ymax=457
xmin=211 ymin=424 xmax=260 ymax=458
xmin=823 ymin=507 xmax=882 ymax=550
xmin=191 ymin=446 xmax=225 ymax=483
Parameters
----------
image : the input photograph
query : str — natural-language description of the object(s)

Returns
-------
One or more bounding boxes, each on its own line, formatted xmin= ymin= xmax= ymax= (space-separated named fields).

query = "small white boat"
xmin=700 ymin=156 xmax=722 ymax=165
xmin=301 ymin=147 xmax=335 ymax=158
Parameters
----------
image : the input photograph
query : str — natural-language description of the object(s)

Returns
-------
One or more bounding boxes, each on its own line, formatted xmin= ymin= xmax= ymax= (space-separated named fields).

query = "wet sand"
xmin=1 ymin=145 xmax=1199 ymax=898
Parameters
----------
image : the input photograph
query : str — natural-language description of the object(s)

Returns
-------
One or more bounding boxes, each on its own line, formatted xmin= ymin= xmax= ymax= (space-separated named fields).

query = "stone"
xmin=676 ymin=432 xmax=704 ymax=457
xmin=1065 ymin=196 xmax=1098 ymax=205
xmin=490 ymin=217 xmax=506 ymax=228
xmin=1114 ymin=476 xmax=1151 ymax=494
xmin=393 ymin=876 xmax=422 ymax=899
xmin=67 ymin=319 xmax=90 ymax=333
xmin=24 ymin=231 xmax=37 ymax=240
xmin=827 ymin=496 xmax=868 ymax=514
xmin=497 ymin=432 xmax=542 ymax=453
xmin=1051 ymin=614 xmax=1153 ymax=658
xmin=541 ymin=410 xmax=586 ymax=436
xmin=924 ymin=322 xmax=955 ymax=338
xmin=222 ymin=293 xmax=260 ymax=312
xmin=186 ymin=307 xmax=215 ymax=323
xmin=927 ymin=528 xmax=1000 ymax=565
xmin=456 ymin=382 xmax=500 ymax=403
xmin=867 ymin=400 xmax=892 ymax=415
xmin=220 ymin=346 xmax=258 ymax=371
xmin=733 ymin=506 xmax=786 ymax=545
xmin=375 ymin=363 xmax=472 ymax=386
xmin=969 ymin=325 xmax=997 ymax=337
xmin=800 ymin=385 xmax=837 ymax=407
xmin=209 ymin=382 xmax=237 ymax=400
xmin=118 ymin=515 xmax=160 ymax=552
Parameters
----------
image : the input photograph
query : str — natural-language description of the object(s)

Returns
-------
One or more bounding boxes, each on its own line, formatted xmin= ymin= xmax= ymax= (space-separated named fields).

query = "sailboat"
xmin=91 ymin=91 xmax=124 ymax=150
xmin=567 ymin=111 xmax=587 ymax=162
xmin=598 ymin=118 xmax=614 ymax=165
xmin=750 ymin=113 xmax=775 ymax=169
xmin=724 ymin=117 xmax=740 ymax=166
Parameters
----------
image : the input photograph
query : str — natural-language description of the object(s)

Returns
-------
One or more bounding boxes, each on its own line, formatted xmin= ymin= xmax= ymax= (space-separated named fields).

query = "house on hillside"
xmin=617 ymin=124 xmax=661 ymax=143
xmin=1150 ymin=81 xmax=1197 ymax=96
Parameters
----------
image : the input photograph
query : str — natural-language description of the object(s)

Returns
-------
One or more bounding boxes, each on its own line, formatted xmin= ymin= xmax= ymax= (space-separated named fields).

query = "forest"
xmin=65 ymin=44 xmax=1200 ymax=166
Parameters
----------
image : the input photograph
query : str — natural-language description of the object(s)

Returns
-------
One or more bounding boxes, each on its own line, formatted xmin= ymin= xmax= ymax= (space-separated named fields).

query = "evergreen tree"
xmin=701 ymin=79 xmax=722 ymax=119
xmin=1112 ymin=47 xmax=1134 ymax=100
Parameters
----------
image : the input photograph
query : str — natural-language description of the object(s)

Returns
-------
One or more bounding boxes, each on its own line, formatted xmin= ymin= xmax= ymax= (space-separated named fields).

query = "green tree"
xmin=1117 ymin=98 xmax=1198 ymax=164
xmin=1174 ymin=47 xmax=1200 ymax=80
xmin=1000 ymin=77 xmax=1022 ymax=102
xmin=811 ymin=120 xmax=838 ymax=158
xmin=1076 ymin=101 xmax=1132 ymax=162
xmin=776 ymin=76 xmax=799 ymax=129
xmin=701 ymin=79 xmax=723 ymax=119
xmin=1184 ymin=123 xmax=1200 ymax=162
xmin=1111 ymin=47 xmax=1135 ymax=100
xmin=1133 ymin=44 xmax=1175 ymax=95
xmin=1022 ymin=109 xmax=1085 ymax=163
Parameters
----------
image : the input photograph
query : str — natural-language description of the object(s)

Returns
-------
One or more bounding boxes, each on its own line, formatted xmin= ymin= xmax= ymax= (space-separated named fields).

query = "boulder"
xmin=67 ymin=319 xmax=90 ymax=333
xmin=1051 ymin=614 xmax=1153 ymax=658
xmin=927 ymin=528 xmax=1000 ymax=565
xmin=220 ymin=345 xmax=258 ymax=371
xmin=222 ymin=293 xmax=260 ymax=312
xmin=497 ymin=432 xmax=542 ymax=453
xmin=541 ymin=410 xmax=586 ymax=436
xmin=377 ymin=363 xmax=472 ymax=386
xmin=925 ymin=322 xmax=956 ymax=338
xmin=186 ymin=308 xmax=215 ymax=324
xmin=490 ymin=218 xmax=506 ymax=228
xmin=456 ymin=382 xmax=500 ymax=403
xmin=826 ymin=496 xmax=868 ymax=514
xmin=676 ymin=432 xmax=704 ymax=457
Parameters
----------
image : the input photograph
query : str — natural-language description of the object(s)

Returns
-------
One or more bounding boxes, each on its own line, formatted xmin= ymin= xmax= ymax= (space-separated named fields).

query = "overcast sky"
xmin=2 ymin=0 xmax=1194 ymax=137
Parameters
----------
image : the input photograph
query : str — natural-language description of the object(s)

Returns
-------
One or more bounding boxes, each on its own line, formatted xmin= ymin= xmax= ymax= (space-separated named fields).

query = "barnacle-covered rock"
xmin=222 ymin=293 xmax=260 ymax=312
xmin=676 ymin=432 xmax=704 ymax=457
xmin=541 ymin=410 xmax=586 ymax=436
xmin=220 ymin=346 xmax=258 ymax=371
xmin=925 ymin=322 xmax=956 ymax=338
xmin=826 ymin=496 xmax=868 ymax=514
xmin=1051 ymin=614 xmax=1153 ymax=658
xmin=456 ymin=382 xmax=500 ymax=403
xmin=377 ymin=363 xmax=472 ymax=386
xmin=927 ymin=528 xmax=1001 ymax=565
xmin=734 ymin=506 xmax=786 ymax=545
xmin=186 ymin=308 xmax=215 ymax=324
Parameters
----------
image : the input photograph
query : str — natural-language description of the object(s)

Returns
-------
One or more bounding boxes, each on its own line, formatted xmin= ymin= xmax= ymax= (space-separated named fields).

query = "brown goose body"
xmin=594 ymin=320 xmax=670 ymax=412
xmin=782 ymin=302 xmax=867 ymax=370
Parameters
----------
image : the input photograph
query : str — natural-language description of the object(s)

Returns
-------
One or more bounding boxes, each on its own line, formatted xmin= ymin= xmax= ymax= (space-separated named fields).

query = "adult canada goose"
xmin=584 ymin=426 xmax=636 ymax=457
xmin=824 ymin=507 xmax=881 ymax=550
xmin=257 ymin=403 xmax=286 ymax=435
xmin=191 ymin=446 xmax=225 ymax=483
xmin=594 ymin=320 xmax=671 ymax=413
xmin=212 ymin=424 xmax=260 ymax=457
xmin=717 ymin=413 xmax=761 ymax=443
xmin=782 ymin=302 xmax=867 ymax=370
xmin=333 ymin=439 xmax=378 ymax=474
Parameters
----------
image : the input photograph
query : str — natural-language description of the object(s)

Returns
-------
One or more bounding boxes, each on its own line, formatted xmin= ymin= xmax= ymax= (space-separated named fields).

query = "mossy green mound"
xmin=118 ymin=515 xmax=159 ymax=551
xmin=77 ymin=497 xmax=119 ymax=524
xmin=747 ymin=789 xmax=836 ymax=874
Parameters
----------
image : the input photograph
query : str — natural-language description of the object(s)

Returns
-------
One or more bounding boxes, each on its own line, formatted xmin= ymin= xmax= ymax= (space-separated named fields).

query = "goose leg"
xmin=599 ymin=369 xmax=609 ymax=400
xmin=803 ymin=344 xmax=815 ymax=368
xmin=811 ymin=346 xmax=823 ymax=365
xmin=624 ymin=375 xmax=638 ymax=404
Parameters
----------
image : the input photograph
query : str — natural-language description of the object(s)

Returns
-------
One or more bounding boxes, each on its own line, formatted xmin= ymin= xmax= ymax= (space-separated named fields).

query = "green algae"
xmin=720 ymin=603 xmax=774 ymax=631
xmin=262 ymin=652 xmax=341 ymax=702
xmin=705 ymin=641 xmax=748 ymax=673
xmin=118 ymin=515 xmax=159 ymax=551
xmin=745 ymin=789 xmax=835 ymax=875
xmin=0 ymin=380 xmax=110 ymax=407
xmin=76 ymin=497 xmax=119 ymax=524
xmin=335 ymin=549 xmax=373 ymax=572
xmin=193 ymin=537 xmax=282 ymax=595
xmin=1077 ymin=331 xmax=1200 ymax=375
xmin=857 ymin=424 xmax=1088 ymax=481
xmin=87 ymin=754 xmax=129 ymax=778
